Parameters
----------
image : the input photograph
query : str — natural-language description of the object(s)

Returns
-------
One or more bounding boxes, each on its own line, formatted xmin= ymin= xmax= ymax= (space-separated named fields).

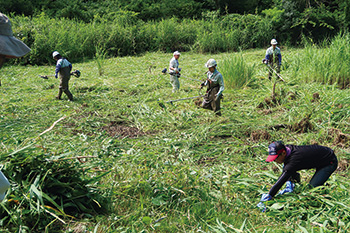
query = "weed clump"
xmin=327 ymin=128 xmax=350 ymax=147
xmin=257 ymin=96 xmax=279 ymax=109
xmin=291 ymin=116 xmax=313 ymax=133
xmin=311 ymin=92 xmax=320 ymax=102
xmin=0 ymin=150 xmax=108 ymax=231
xmin=250 ymin=129 xmax=271 ymax=141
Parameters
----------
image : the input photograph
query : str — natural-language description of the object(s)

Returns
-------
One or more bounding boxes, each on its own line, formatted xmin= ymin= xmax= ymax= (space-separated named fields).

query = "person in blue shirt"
xmin=52 ymin=51 xmax=73 ymax=101
xmin=263 ymin=39 xmax=282 ymax=80
xmin=200 ymin=59 xmax=224 ymax=116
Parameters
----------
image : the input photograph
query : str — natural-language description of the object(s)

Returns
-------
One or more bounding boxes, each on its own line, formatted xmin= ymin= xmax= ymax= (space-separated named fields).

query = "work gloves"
xmin=278 ymin=181 xmax=294 ymax=195
xmin=257 ymin=193 xmax=272 ymax=212
xmin=174 ymin=68 xmax=181 ymax=73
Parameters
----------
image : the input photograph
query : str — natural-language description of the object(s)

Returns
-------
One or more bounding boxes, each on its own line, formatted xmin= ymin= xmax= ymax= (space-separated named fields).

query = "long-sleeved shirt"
xmin=265 ymin=46 xmax=282 ymax=65
xmin=269 ymin=145 xmax=336 ymax=197
xmin=169 ymin=57 xmax=179 ymax=73
xmin=55 ymin=58 xmax=72 ymax=77
xmin=205 ymin=69 xmax=224 ymax=96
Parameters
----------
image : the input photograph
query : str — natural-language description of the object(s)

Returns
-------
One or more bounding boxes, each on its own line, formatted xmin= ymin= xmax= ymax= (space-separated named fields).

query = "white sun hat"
xmin=52 ymin=51 xmax=60 ymax=58
xmin=205 ymin=58 xmax=217 ymax=68
xmin=0 ymin=12 xmax=31 ymax=58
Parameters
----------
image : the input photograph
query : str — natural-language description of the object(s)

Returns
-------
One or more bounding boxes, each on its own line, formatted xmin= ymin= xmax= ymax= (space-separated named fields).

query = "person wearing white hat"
xmin=0 ymin=12 xmax=31 ymax=86
xmin=52 ymin=51 xmax=73 ymax=101
xmin=199 ymin=59 xmax=224 ymax=116
xmin=263 ymin=39 xmax=282 ymax=80
xmin=169 ymin=51 xmax=181 ymax=92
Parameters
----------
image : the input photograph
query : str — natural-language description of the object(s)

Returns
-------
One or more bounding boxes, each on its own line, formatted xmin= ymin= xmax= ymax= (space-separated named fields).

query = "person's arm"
xmin=169 ymin=59 xmax=178 ymax=72
xmin=265 ymin=48 xmax=271 ymax=61
xmin=278 ymin=53 xmax=282 ymax=66
xmin=269 ymin=171 xmax=291 ymax=197
xmin=216 ymin=74 xmax=224 ymax=97
xmin=55 ymin=61 xmax=61 ymax=79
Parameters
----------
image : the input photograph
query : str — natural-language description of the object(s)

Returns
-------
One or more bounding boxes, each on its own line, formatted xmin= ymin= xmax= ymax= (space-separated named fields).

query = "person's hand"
xmin=260 ymin=193 xmax=272 ymax=202
xmin=55 ymin=74 xmax=58 ymax=79
xmin=179 ymin=68 xmax=182 ymax=72
xmin=257 ymin=193 xmax=272 ymax=212
xmin=257 ymin=201 xmax=267 ymax=212
xmin=262 ymin=59 xmax=268 ymax=64
xmin=278 ymin=181 xmax=294 ymax=195
xmin=215 ymin=94 xmax=219 ymax=101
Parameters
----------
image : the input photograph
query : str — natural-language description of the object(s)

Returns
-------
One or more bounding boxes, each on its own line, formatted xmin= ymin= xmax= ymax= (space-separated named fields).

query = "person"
xmin=0 ymin=12 xmax=31 ymax=86
xmin=52 ymin=51 xmax=73 ymax=101
xmin=263 ymin=39 xmax=282 ymax=80
xmin=258 ymin=141 xmax=338 ymax=211
xmin=0 ymin=12 xmax=29 ymax=200
xmin=169 ymin=51 xmax=181 ymax=92
xmin=200 ymin=59 xmax=224 ymax=116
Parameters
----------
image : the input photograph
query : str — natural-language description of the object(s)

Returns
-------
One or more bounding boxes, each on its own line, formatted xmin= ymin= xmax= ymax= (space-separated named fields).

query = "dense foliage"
xmin=3 ymin=0 xmax=350 ymax=65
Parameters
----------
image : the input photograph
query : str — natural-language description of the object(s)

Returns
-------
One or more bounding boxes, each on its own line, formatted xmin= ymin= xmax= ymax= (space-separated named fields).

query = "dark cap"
xmin=266 ymin=141 xmax=286 ymax=162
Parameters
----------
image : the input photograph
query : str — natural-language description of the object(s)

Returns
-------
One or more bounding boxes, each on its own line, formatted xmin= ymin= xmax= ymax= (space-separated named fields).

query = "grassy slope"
xmin=1 ymin=49 xmax=350 ymax=232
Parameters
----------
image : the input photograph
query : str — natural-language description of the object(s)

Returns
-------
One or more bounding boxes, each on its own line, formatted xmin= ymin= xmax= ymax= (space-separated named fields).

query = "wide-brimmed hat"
xmin=0 ymin=12 xmax=30 ymax=58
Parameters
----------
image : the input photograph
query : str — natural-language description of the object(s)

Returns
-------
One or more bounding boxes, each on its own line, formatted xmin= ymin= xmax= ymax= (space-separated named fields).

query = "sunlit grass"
xmin=0 ymin=49 xmax=350 ymax=232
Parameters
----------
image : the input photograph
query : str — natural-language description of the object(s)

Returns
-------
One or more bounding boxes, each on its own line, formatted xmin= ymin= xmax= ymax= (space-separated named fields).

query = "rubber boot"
xmin=56 ymin=88 xmax=63 ymax=100
xmin=64 ymin=89 xmax=73 ymax=101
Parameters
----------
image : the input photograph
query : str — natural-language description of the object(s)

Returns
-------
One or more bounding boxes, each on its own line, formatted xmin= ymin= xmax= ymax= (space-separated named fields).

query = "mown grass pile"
xmin=0 ymin=47 xmax=350 ymax=232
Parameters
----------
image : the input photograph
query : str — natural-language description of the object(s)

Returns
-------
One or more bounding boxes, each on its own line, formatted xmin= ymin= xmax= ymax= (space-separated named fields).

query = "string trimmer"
xmin=39 ymin=70 xmax=81 ymax=79
xmin=161 ymin=68 xmax=202 ymax=83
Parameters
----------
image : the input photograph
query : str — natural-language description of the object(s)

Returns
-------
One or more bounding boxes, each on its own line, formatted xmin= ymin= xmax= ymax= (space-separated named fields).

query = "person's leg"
xmin=56 ymin=88 xmax=63 ymax=100
xmin=309 ymin=159 xmax=338 ymax=187
xmin=170 ymin=76 xmax=179 ymax=92
xmin=213 ymin=95 xmax=221 ymax=116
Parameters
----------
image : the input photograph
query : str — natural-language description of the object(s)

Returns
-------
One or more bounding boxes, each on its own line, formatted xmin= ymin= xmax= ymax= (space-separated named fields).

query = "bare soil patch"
xmin=102 ymin=121 xmax=146 ymax=138
xmin=327 ymin=128 xmax=350 ymax=147
xmin=250 ymin=129 xmax=271 ymax=141
xmin=337 ymin=159 xmax=350 ymax=171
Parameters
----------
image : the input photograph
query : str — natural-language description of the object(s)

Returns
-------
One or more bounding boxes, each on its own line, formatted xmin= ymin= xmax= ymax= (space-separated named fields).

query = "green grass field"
xmin=1 ymin=49 xmax=350 ymax=232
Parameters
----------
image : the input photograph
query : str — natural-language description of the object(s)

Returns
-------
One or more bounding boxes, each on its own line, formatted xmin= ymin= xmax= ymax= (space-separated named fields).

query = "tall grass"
xmin=11 ymin=13 xmax=274 ymax=65
xmin=288 ymin=33 xmax=350 ymax=88
xmin=220 ymin=53 xmax=256 ymax=89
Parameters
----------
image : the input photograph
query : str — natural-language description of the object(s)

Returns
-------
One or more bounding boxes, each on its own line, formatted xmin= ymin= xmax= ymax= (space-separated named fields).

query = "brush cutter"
xmin=161 ymin=68 xmax=202 ymax=83
xmin=39 ymin=70 xmax=81 ymax=79
xmin=158 ymin=95 xmax=205 ymax=108
xmin=267 ymin=65 xmax=285 ymax=82
xmin=262 ymin=60 xmax=285 ymax=82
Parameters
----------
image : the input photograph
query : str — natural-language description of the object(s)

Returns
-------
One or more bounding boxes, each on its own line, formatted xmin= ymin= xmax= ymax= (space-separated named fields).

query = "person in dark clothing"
xmin=258 ymin=141 xmax=338 ymax=210
xmin=52 ymin=51 xmax=73 ymax=101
